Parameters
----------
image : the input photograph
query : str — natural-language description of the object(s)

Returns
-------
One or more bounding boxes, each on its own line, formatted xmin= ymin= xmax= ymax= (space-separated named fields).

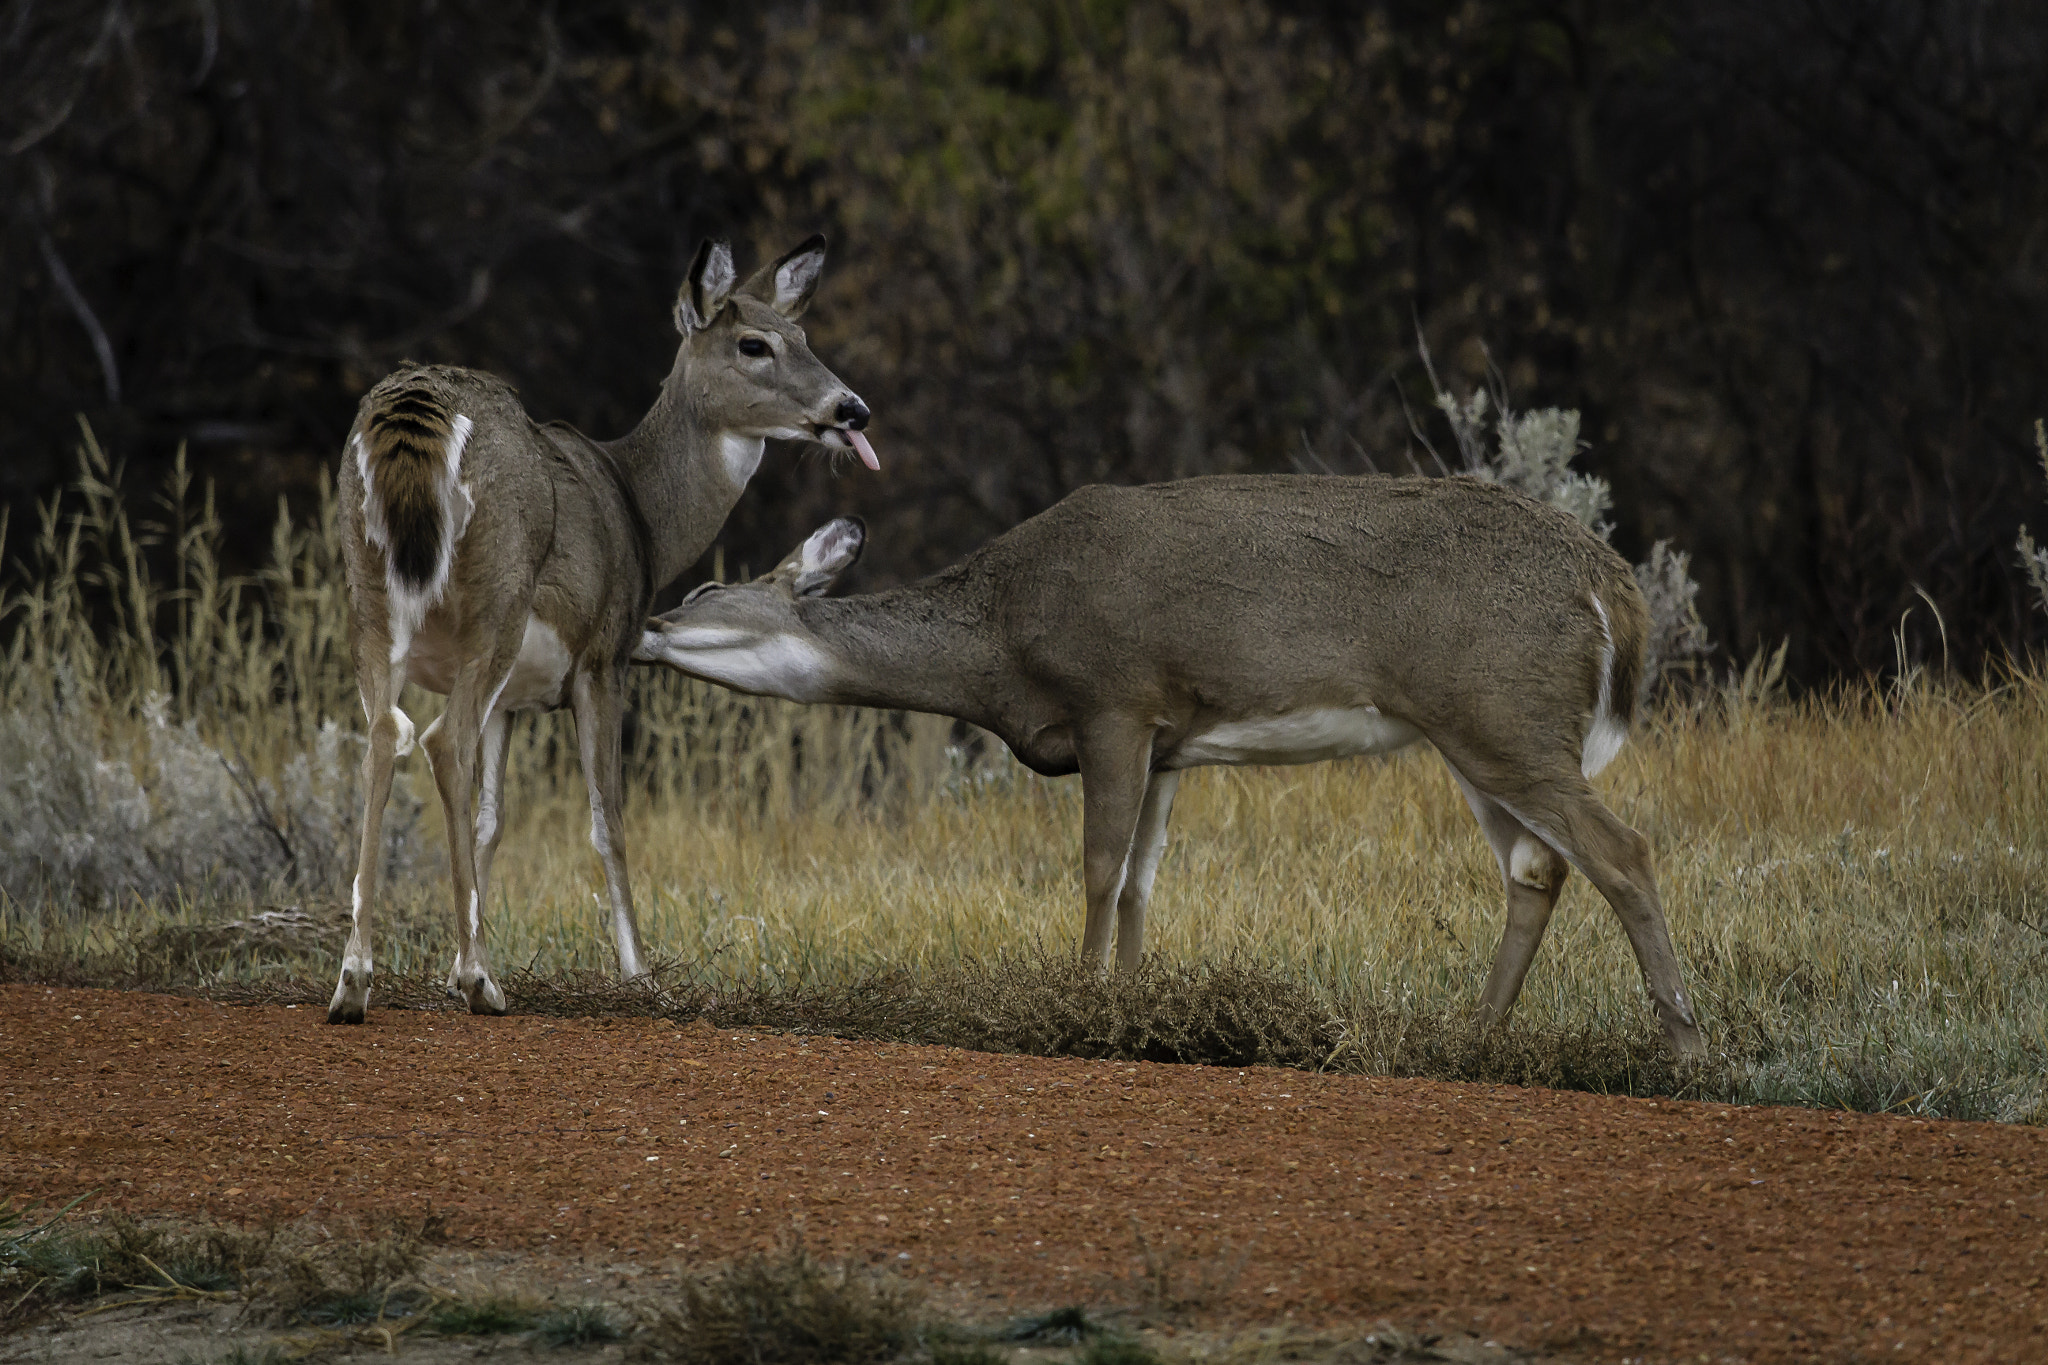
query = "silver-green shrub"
xmin=0 ymin=433 xmax=429 ymax=911
xmin=1427 ymin=352 xmax=1712 ymax=697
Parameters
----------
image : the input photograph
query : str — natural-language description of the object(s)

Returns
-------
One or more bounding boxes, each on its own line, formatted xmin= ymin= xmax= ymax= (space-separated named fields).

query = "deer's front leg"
xmin=1076 ymin=721 xmax=1156 ymax=972
xmin=572 ymin=665 xmax=647 ymax=980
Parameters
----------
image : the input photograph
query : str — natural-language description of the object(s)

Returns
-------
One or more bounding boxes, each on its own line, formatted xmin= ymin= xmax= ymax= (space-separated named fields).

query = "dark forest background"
xmin=4 ymin=0 xmax=2045 ymax=683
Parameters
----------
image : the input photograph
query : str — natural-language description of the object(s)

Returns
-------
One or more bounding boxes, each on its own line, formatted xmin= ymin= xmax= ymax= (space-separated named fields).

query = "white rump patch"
xmin=447 ymin=414 xmax=476 ymax=538
xmin=717 ymin=432 xmax=767 ymax=486
xmin=1174 ymin=706 xmax=1423 ymax=769
xmin=1583 ymin=594 xmax=1628 ymax=778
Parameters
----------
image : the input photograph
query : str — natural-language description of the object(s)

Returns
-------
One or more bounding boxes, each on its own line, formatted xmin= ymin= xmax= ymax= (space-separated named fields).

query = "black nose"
xmin=835 ymin=396 xmax=870 ymax=430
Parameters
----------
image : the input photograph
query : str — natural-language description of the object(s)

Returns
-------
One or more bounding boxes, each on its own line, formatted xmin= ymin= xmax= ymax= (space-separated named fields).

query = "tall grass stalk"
xmin=4 ymin=437 xmax=2045 ymax=1123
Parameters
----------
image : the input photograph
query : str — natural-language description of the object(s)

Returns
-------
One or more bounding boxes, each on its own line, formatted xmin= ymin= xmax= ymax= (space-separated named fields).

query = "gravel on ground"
xmin=3 ymin=985 xmax=2043 ymax=1363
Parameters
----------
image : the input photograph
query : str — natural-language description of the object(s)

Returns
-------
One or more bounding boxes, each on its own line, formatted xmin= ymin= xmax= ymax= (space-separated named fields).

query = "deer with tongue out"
xmin=635 ymin=478 xmax=1706 ymax=1061
xmin=330 ymin=234 xmax=877 ymax=1025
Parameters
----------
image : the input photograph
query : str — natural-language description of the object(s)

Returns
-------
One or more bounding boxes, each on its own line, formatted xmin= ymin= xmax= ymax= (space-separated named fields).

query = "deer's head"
xmin=674 ymin=238 xmax=877 ymax=469
xmin=633 ymin=518 xmax=866 ymax=700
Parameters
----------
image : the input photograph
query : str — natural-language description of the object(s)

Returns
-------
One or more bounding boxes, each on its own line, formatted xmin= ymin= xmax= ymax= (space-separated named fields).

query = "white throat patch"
xmin=644 ymin=628 xmax=833 ymax=703
xmin=717 ymin=433 xmax=767 ymax=486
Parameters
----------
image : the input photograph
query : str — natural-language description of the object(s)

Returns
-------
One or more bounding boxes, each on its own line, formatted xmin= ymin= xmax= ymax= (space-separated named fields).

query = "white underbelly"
xmin=399 ymin=613 xmax=573 ymax=713
xmin=1171 ymin=706 xmax=1423 ymax=768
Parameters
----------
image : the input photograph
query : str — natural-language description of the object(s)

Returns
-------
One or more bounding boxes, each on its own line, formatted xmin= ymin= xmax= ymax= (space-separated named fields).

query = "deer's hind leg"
xmin=1446 ymin=766 xmax=1569 ymax=1027
xmin=1444 ymin=741 xmax=1703 ymax=1059
xmin=422 ymin=618 xmax=528 ymax=1016
xmin=329 ymin=647 xmax=409 ymax=1025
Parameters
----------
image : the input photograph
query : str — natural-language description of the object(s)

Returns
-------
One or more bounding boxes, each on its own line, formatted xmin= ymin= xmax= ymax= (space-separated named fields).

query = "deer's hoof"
xmin=1663 ymin=1019 xmax=1707 ymax=1064
xmin=327 ymin=964 xmax=371 ymax=1025
xmin=461 ymin=973 xmax=508 ymax=1017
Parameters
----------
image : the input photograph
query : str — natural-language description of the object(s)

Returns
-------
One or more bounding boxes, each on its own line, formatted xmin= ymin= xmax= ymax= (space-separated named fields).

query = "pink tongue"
xmin=848 ymin=428 xmax=880 ymax=471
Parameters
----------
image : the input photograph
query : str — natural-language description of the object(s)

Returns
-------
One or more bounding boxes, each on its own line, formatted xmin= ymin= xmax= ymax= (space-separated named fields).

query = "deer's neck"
xmin=799 ymin=579 xmax=1007 ymax=728
xmin=604 ymin=357 xmax=763 ymax=592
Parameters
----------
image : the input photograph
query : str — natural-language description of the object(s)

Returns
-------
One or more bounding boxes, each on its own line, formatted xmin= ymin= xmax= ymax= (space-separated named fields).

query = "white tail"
xmin=1583 ymin=592 xmax=1628 ymax=779
xmin=352 ymin=409 xmax=474 ymax=661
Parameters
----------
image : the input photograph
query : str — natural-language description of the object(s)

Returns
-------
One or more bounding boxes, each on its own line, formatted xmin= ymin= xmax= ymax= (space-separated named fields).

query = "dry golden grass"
xmin=4 ymin=436 xmax=2045 ymax=1120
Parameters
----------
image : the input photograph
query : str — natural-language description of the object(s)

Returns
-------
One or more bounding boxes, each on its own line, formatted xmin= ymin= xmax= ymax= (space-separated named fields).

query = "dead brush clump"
xmin=246 ymin=1212 xmax=442 ymax=1327
xmin=909 ymin=952 xmax=1343 ymax=1068
xmin=635 ymin=1246 xmax=917 ymax=1365
xmin=1324 ymin=999 xmax=1718 ymax=1097
xmin=529 ymin=951 xmax=1341 ymax=1070
xmin=2 ymin=1211 xmax=268 ymax=1314
xmin=1128 ymin=1224 xmax=1251 ymax=1322
xmin=426 ymin=1293 xmax=544 ymax=1336
xmin=195 ymin=953 xmax=1698 ymax=1095
xmin=209 ymin=965 xmax=463 ymax=1013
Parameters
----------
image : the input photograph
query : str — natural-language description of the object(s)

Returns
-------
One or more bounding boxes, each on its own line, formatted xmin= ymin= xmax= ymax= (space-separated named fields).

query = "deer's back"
xmin=340 ymin=364 xmax=651 ymax=660
xmin=975 ymin=474 xmax=1641 ymax=729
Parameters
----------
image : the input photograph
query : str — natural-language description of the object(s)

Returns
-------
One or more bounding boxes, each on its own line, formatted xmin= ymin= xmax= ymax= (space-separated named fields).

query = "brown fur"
xmin=328 ymin=238 xmax=870 ymax=1027
xmin=640 ymin=475 xmax=1704 ymax=1059
xmin=1599 ymin=556 xmax=1650 ymax=734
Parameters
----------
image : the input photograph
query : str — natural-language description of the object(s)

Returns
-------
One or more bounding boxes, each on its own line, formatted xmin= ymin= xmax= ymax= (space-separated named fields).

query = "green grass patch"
xmin=537 ymin=1303 xmax=625 ymax=1347
xmin=998 ymin=1305 xmax=1106 ymax=1344
xmin=429 ymin=1294 xmax=543 ymax=1335
xmin=3 ymin=1214 xmax=264 ymax=1306
xmin=927 ymin=1346 xmax=1012 ymax=1365
xmin=1079 ymin=1339 xmax=1163 ymax=1365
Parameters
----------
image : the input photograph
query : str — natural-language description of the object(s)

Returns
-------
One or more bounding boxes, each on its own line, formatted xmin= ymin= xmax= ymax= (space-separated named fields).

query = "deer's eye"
xmin=738 ymin=337 xmax=770 ymax=358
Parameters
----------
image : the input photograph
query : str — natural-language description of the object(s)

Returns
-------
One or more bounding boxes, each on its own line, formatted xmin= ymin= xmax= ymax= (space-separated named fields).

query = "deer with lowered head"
xmin=331 ymin=235 xmax=878 ymax=1025
xmin=634 ymin=476 xmax=1705 ymax=1058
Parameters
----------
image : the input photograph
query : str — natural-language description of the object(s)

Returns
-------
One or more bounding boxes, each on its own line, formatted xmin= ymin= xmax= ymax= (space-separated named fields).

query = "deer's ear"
xmin=676 ymin=239 xmax=737 ymax=334
xmin=741 ymin=234 xmax=827 ymax=319
xmin=792 ymin=517 xmax=865 ymax=596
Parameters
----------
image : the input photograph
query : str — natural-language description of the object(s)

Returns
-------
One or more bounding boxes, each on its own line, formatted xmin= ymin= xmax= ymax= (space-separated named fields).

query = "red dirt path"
xmin=2 ymin=985 xmax=2044 ymax=1362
